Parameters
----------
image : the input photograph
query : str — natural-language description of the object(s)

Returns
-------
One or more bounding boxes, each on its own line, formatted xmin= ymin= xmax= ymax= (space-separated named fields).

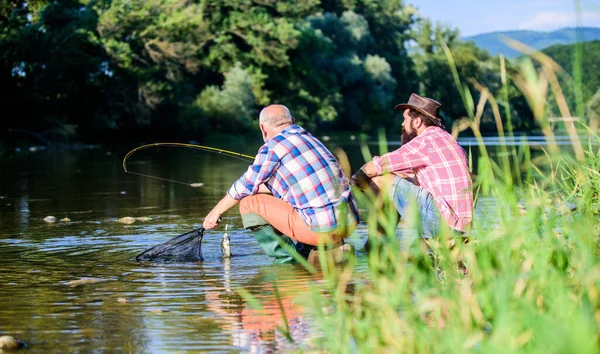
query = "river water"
xmin=0 ymin=134 xmax=585 ymax=352
xmin=0 ymin=143 xmax=377 ymax=353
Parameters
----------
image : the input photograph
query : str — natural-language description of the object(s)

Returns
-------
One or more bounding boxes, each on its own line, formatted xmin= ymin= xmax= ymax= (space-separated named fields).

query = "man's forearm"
xmin=214 ymin=194 xmax=240 ymax=214
xmin=362 ymin=160 xmax=411 ymax=179
xmin=203 ymin=194 xmax=240 ymax=229
xmin=361 ymin=161 xmax=379 ymax=178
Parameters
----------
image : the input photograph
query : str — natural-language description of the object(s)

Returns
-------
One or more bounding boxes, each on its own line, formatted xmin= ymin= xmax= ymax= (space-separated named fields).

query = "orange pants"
xmin=239 ymin=194 xmax=356 ymax=246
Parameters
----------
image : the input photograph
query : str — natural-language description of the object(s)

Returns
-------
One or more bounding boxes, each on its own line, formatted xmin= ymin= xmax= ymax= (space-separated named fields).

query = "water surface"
xmin=1 ymin=134 xmax=571 ymax=352
xmin=0 ymin=146 xmax=373 ymax=352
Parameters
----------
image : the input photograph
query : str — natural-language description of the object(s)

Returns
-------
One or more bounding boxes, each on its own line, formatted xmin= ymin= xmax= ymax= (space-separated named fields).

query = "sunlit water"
xmin=0 ymin=145 xmax=378 ymax=352
xmin=0 ymin=134 xmax=567 ymax=352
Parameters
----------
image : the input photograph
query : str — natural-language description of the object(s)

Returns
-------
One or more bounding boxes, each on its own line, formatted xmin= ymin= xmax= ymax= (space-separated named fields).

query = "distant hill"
xmin=464 ymin=27 xmax=600 ymax=58
xmin=541 ymin=39 xmax=600 ymax=104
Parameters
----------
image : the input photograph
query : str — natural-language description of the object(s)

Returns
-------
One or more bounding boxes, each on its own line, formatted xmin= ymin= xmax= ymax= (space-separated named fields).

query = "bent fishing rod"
xmin=122 ymin=142 xmax=254 ymax=191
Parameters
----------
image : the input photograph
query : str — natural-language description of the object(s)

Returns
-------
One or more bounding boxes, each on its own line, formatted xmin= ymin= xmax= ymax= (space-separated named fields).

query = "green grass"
xmin=239 ymin=30 xmax=600 ymax=353
xmin=301 ymin=34 xmax=600 ymax=353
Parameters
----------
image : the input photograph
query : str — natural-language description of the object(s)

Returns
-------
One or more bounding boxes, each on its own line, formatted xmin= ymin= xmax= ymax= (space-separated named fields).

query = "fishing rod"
xmin=125 ymin=143 xmax=237 ymax=261
xmin=122 ymin=142 xmax=255 ymax=191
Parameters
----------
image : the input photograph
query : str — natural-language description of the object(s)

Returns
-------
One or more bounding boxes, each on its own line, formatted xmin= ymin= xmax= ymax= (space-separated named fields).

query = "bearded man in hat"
xmin=352 ymin=94 xmax=473 ymax=246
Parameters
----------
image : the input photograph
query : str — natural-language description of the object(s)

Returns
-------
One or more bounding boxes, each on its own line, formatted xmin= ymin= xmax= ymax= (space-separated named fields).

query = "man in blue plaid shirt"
xmin=203 ymin=104 xmax=359 ymax=263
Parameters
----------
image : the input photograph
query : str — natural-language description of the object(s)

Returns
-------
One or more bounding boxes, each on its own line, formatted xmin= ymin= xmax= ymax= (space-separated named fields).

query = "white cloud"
xmin=519 ymin=10 xmax=600 ymax=31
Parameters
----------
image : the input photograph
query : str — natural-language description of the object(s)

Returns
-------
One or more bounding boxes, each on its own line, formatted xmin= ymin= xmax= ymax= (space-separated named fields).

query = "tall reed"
xmin=300 ymin=35 xmax=600 ymax=354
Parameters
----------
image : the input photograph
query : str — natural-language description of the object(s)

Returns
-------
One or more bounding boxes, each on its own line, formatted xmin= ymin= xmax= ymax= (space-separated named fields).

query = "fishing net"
xmin=136 ymin=228 xmax=204 ymax=262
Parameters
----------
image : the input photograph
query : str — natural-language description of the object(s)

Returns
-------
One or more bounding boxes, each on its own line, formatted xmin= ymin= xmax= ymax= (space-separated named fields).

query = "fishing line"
xmin=123 ymin=171 xmax=226 ymax=192
xmin=122 ymin=142 xmax=255 ymax=191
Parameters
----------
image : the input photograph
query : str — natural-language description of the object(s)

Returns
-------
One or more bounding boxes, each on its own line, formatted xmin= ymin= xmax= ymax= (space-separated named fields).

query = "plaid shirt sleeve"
xmin=372 ymin=138 xmax=428 ymax=175
xmin=227 ymin=144 xmax=281 ymax=200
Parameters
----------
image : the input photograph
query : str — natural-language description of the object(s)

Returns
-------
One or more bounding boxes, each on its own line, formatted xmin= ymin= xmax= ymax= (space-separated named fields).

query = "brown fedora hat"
xmin=394 ymin=93 xmax=442 ymax=121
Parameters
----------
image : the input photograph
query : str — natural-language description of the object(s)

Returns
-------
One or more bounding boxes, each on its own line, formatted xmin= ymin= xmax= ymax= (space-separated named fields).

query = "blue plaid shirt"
xmin=228 ymin=124 xmax=359 ymax=232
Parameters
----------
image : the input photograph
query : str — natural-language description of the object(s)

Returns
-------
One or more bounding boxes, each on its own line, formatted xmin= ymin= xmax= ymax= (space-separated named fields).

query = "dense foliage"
xmin=292 ymin=44 xmax=600 ymax=354
xmin=0 ymin=0 xmax=594 ymax=146
xmin=541 ymin=39 xmax=600 ymax=118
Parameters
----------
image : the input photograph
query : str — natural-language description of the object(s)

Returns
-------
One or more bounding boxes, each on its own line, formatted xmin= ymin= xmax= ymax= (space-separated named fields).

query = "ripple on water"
xmin=1 ymin=196 xmax=370 ymax=352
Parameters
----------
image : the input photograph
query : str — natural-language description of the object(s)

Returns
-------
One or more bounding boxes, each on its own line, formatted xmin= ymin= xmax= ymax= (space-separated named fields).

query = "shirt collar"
xmin=280 ymin=124 xmax=303 ymax=135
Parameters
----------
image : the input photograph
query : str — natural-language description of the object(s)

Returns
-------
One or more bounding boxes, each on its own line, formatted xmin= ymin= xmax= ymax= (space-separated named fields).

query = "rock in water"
xmin=117 ymin=217 xmax=136 ymax=224
xmin=0 ymin=335 xmax=25 ymax=351
xmin=148 ymin=308 xmax=169 ymax=313
xmin=220 ymin=232 xmax=231 ymax=258
xmin=43 ymin=216 xmax=56 ymax=223
xmin=65 ymin=278 xmax=104 ymax=287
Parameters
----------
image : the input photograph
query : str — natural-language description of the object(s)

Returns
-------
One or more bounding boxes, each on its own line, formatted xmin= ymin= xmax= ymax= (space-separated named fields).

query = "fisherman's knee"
xmin=240 ymin=195 xmax=267 ymax=215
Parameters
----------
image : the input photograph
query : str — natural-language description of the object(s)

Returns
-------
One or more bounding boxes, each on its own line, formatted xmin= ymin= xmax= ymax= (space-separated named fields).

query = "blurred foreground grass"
xmin=242 ymin=38 xmax=600 ymax=353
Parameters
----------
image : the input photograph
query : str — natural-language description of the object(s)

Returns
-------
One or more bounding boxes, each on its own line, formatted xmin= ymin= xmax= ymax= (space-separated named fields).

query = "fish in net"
xmin=136 ymin=228 xmax=205 ymax=262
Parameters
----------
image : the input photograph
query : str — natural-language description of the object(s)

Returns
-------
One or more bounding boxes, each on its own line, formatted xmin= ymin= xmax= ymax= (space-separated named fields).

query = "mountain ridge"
xmin=463 ymin=27 xmax=600 ymax=58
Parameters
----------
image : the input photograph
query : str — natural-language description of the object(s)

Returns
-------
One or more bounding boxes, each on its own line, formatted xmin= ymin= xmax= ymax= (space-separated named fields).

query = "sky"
xmin=408 ymin=0 xmax=600 ymax=37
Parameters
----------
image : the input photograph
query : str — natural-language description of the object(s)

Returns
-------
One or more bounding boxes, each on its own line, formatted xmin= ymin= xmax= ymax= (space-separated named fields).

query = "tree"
xmin=410 ymin=18 xmax=534 ymax=132
xmin=1 ymin=0 xmax=110 ymax=141
xmin=192 ymin=62 xmax=256 ymax=134
xmin=267 ymin=9 xmax=402 ymax=132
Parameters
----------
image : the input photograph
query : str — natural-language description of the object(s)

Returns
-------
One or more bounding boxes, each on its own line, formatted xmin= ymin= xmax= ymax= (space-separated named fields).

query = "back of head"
xmin=259 ymin=105 xmax=294 ymax=128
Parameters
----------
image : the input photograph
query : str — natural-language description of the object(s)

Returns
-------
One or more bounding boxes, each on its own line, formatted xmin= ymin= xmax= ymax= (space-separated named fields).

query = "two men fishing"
xmin=203 ymin=94 xmax=473 ymax=263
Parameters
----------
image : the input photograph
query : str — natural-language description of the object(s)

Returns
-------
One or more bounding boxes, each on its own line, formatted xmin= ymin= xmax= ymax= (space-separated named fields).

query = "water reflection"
xmin=0 ymin=141 xmax=498 ymax=352
xmin=204 ymin=264 xmax=319 ymax=352
xmin=0 ymin=147 xmax=349 ymax=352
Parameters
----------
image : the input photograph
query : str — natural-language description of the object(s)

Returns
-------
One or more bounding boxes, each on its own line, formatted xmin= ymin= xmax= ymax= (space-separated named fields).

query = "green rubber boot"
xmin=241 ymin=213 xmax=295 ymax=264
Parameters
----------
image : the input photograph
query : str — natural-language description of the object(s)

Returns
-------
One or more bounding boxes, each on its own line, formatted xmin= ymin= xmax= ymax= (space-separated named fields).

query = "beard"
xmin=401 ymin=127 xmax=417 ymax=145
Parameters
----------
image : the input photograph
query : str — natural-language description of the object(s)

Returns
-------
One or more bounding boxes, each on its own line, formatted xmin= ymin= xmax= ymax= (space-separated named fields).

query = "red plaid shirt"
xmin=373 ymin=126 xmax=473 ymax=231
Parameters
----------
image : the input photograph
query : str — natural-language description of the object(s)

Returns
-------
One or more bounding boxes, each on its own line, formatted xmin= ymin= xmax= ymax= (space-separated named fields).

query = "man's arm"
xmin=203 ymin=144 xmax=278 ymax=229
xmin=360 ymin=160 xmax=379 ymax=178
xmin=228 ymin=145 xmax=279 ymax=200
xmin=351 ymin=160 xmax=412 ymax=190
xmin=203 ymin=194 xmax=239 ymax=230
xmin=349 ymin=161 xmax=378 ymax=190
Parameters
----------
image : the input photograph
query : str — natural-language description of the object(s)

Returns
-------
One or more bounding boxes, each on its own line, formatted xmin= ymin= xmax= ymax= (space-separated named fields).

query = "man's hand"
xmin=203 ymin=209 xmax=222 ymax=230
xmin=203 ymin=194 xmax=239 ymax=230
xmin=351 ymin=161 xmax=379 ymax=190
xmin=350 ymin=168 xmax=372 ymax=190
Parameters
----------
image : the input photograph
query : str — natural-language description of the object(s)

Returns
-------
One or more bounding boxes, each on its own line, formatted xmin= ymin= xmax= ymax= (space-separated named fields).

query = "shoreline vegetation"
xmin=238 ymin=25 xmax=600 ymax=354
xmin=2 ymin=1 xmax=600 ymax=352
xmin=2 ymin=1 xmax=599 ymax=150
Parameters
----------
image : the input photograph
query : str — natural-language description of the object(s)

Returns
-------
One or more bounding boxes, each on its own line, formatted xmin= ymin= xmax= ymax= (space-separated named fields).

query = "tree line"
xmin=1 ymin=0 xmax=592 ymax=146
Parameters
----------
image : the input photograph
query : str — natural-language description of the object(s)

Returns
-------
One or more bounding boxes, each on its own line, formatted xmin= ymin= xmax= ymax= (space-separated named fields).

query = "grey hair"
xmin=259 ymin=105 xmax=294 ymax=128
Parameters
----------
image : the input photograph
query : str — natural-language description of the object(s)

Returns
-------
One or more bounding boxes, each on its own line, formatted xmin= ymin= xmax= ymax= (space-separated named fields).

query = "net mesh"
xmin=136 ymin=228 xmax=204 ymax=262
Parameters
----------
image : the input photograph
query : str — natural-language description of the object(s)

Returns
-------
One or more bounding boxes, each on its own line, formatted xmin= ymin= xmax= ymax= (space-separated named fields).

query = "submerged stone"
xmin=0 ymin=335 xmax=25 ymax=351
xmin=65 ymin=278 xmax=104 ymax=287
xmin=43 ymin=216 xmax=56 ymax=223
xmin=117 ymin=217 xmax=136 ymax=224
